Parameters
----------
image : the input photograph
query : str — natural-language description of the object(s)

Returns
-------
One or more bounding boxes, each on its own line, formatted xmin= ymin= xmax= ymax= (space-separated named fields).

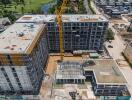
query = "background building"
xmin=94 ymin=0 xmax=132 ymax=18
xmin=16 ymin=15 xmax=108 ymax=53
xmin=0 ymin=23 xmax=48 ymax=95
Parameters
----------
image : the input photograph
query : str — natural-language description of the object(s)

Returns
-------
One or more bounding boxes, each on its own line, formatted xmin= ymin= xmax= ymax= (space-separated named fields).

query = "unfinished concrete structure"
xmin=56 ymin=61 xmax=85 ymax=84
xmin=16 ymin=15 xmax=108 ymax=52
xmin=55 ymin=59 xmax=130 ymax=96
xmin=0 ymin=23 xmax=48 ymax=95
xmin=83 ymin=59 xmax=128 ymax=96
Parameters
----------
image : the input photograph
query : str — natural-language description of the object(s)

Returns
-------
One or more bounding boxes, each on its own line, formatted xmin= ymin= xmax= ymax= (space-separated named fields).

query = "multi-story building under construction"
xmin=0 ymin=14 xmax=108 ymax=95
xmin=17 ymin=15 xmax=108 ymax=52
xmin=0 ymin=22 xmax=48 ymax=95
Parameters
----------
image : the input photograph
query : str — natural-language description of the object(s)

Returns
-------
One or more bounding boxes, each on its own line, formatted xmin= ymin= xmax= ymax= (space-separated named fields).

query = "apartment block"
xmin=17 ymin=15 xmax=108 ymax=52
xmin=94 ymin=0 xmax=132 ymax=18
xmin=0 ymin=23 xmax=48 ymax=95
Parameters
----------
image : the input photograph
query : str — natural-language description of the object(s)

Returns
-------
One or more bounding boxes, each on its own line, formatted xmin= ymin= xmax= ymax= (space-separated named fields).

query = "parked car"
xmin=108 ymin=45 xmax=113 ymax=48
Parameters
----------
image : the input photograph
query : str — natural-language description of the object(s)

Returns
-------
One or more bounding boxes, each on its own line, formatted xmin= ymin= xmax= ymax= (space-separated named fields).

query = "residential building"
xmin=16 ymin=15 xmax=108 ymax=53
xmin=94 ymin=0 xmax=132 ymax=18
xmin=0 ymin=23 xmax=48 ymax=95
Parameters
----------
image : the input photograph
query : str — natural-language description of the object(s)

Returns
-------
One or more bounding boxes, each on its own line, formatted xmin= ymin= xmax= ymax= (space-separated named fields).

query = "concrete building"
xmin=56 ymin=61 xmax=85 ymax=84
xmin=94 ymin=0 xmax=132 ymax=18
xmin=83 ymin=59 xmax=128 ymax=96
xmin=0 ymin=23 xmax=48 ymax=95
xmin=55 ymin=59 xmax=130 ymax=97
xmin=16 ymin=15 xmax=108 ymax=52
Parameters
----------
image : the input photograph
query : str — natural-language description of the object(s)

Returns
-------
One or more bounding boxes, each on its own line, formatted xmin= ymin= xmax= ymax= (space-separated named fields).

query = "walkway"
xmin=83 ymin=0 xmax=92 ymax=14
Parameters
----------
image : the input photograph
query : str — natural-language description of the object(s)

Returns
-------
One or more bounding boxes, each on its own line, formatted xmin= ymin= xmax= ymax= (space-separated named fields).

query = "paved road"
xmin=105 ymin=31 xmax=132 ymax=98
xmin=83 ymin=0 xmax=92 ymax=14
xmin=88 ymin=1 xmax=132 ymax=98
xmin=105 ymin=34 xmax=125 ymax=60
xmin=90 ymin=0 xmax=100 ymax=14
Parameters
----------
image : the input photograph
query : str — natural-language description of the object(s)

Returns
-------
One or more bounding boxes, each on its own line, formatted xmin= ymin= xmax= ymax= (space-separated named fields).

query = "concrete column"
xmin=74 ymin=79 xmax=75 ymax=84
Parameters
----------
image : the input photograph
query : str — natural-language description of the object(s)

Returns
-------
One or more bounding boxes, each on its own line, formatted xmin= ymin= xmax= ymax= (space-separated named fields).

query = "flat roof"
xmin=47 ymin=56 xmax=127 ymax=85
xmin=16 ymin=15 xmax=108 ymax=23
xmin=0 ymin=23 xmax=45 ymax=54
xmin=83 ymin=59 xmax=127 ymax=84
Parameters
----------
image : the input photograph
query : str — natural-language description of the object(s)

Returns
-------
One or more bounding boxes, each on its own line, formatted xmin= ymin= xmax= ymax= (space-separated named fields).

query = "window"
xmin=14 ymin=73 xmax=18 ymax=77
xmin=97 ymin=90 xmax=102 ymax=93
xmin=1 ymin=68 xmax=5 ymax=71
xmin=11 ymin=68 xmax=16 ymax=72
xmin=7 ymin=55 xmax=13 ymax=65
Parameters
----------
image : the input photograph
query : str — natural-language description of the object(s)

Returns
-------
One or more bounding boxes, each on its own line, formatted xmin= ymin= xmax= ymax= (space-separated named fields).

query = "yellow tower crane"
xmin=55 ymin=0 xmax=68 ymax=61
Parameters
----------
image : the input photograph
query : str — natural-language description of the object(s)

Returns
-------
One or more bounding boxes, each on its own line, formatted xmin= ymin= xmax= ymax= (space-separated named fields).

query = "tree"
xmin=21 ymin=6 xmax=24 ymax=14
xmin=2 ymin=9 xmax=16 ymax=22
xmin=20 ymin=0 xmax=25 ymax=5
xmin=13 ymin=0 xmax=19 ymax=5
xmin=48 ymin=5 xmax=55 ymax=14
xmin=106 ymin=29 xmax=114 ymax=40
xmin=1 ymin=0 xmax=11 ymax=7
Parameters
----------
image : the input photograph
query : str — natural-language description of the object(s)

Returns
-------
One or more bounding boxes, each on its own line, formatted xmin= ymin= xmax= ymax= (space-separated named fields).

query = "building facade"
xmin=94 ymin=0 xmax=132 ymax=18
xmin=16 ymin=15 xmax=108 ymax=53
xmin=0 ymin=23 xmax=48 ymax=95
xmin=46 ymin=15 xmax=108 ymax=52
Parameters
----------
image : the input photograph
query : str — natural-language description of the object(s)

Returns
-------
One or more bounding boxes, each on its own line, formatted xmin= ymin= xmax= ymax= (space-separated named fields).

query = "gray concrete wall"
xmin=47 ymin=21 xmax=108 ymax=52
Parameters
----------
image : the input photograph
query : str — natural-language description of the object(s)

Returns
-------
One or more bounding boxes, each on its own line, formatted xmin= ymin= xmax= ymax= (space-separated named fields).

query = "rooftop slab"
xmin=16 ymin=14 xmax=108 ymax=23
xmin=46 ymin=56 xmax=127 ymax=85
xmin=83 ymin=59 xmax=127 ymax=84
xmin=0 ymin=23 xmax=46 ymax=54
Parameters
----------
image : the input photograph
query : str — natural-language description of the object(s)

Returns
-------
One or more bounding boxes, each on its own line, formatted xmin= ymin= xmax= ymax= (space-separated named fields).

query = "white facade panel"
xmin=4 ymin=66 xmax=20 ymax=91
xmin=0 ymin=69 xmax=11 ymax=91
xmin=15 ymin=66 xmax=33 ymax=91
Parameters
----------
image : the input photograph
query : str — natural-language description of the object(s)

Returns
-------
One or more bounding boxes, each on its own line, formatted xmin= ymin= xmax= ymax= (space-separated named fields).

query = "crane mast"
xmin=55 ymin=0 xmax=68 ymax=61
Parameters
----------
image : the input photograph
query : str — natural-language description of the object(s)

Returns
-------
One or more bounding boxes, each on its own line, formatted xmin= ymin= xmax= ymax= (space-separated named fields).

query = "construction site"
xmin=39 ymin=55 xmax=130 ymax=100
xmin=0 ymin=0 xmax=131 ymax=100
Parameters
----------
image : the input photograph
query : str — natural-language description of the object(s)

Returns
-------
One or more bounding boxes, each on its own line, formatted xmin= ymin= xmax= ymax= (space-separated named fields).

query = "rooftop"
xmin=16 ymin=15 xmax=108 ymax=23
xmin=83 ymin=59 xmax=127 ymax=84
xmin=95 ymin=0 xmax=132 ymax=5
xmin=47 ymin=56 xmax=127 ymax=85
xmin=0 ymin=23 xmax=45 ymax=54
xmin=122 ymin=14 xmax=132 ymax=22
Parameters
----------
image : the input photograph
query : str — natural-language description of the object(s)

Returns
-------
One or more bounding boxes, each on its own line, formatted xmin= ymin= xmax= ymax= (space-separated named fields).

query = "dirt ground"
xmin=39 ymin=55 xmax=83 ymax=100
xmin=45 ymin=55 xmax=83 ymax=75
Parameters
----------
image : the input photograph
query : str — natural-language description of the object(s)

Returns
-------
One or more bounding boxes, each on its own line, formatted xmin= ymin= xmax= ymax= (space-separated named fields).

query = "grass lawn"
xmin=0 ymin=0 xmax=53 ymax=13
